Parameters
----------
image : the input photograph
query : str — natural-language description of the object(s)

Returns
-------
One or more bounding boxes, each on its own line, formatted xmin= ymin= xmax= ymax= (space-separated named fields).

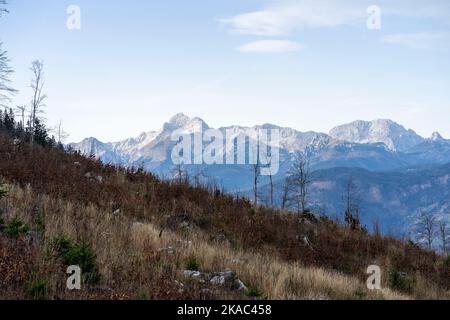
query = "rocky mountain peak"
xmin=430 ymin=131 xmax=445 ymax=142
xmin=329 ymin=119 xmax=424 ymax=152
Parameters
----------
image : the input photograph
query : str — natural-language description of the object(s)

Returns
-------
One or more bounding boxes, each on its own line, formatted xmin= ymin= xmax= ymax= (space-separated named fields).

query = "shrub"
xmin=245 ymin=283 xmax=263 ymax=298
xmin=50 ymin=236 xmax=100 ymax=284
xmin=5 ymin=217 xmax=29 ymax=239
xmin=388 ymin=270 xmax=414 ymax=293
xmin=29 ymin=278 xmax=48 ymax=300
xmin=185 ymin=255 xmax=199 ymax=271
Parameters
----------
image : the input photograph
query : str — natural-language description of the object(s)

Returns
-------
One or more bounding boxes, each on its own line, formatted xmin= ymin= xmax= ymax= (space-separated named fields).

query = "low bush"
xmin=29 ymin=278 xmax=48 ymax=300
xmin=5 ymin=217 xmax=29 ymax=239
xmin=50 ymin=236 xmax=100 ymax=284
xmin=185 ymin=255 xmax=199 ymax=271
xmin=245 ymin=283 xmax=263 ymax=298
xmin=388 ymin=269 xmax=414 ymax=293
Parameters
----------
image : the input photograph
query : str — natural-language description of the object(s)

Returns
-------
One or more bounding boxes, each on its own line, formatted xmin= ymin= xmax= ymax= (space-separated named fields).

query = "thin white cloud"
xmin=220 ymin=0 xmax=450 ymax=36
xmin=221 ymin=0 xmax=364 ymax=36
xmin=381 ymin=32 xmax=448 ymax=49
xmin=237 ymin=40 xmax=302 ymax=54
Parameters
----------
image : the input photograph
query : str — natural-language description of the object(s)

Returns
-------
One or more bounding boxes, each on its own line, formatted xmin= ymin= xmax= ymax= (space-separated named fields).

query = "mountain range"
xmin=70 ymin=114 xmax=450 ymax=236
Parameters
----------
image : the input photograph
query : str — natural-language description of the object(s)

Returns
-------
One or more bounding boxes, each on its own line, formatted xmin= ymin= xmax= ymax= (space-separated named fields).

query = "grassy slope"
xmin=0 ymin=134 xmax=449 ymax=299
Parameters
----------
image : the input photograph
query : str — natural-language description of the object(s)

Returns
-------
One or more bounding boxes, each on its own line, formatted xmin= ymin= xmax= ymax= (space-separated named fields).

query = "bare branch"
xmin=414 ymin=210 xmax=437 ymax=250
xmin=29 ymin=60 xmax=47 ymax=144
xmin=0 ymin=42 xmax=17 ymax=106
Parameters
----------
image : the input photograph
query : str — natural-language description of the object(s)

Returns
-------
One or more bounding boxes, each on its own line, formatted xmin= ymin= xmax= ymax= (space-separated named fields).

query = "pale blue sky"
xmin=1 ymin=0 xmax=449 ymax=142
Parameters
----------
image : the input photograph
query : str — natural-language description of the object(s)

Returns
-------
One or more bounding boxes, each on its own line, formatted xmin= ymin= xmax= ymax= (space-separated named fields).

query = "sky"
xmin=0 ymin=0 xmax=449 ymax=142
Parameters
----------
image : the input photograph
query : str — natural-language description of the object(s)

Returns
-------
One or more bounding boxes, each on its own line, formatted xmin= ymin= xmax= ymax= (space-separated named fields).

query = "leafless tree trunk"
xmin=0 ymin=42 xmax=17 ymax=107
xmin=439 ymin=222 xmax=448 ymax=255
xmin=29 ymin=60 xmax=47 ymax=144
xmin=342 ymin=176 xmax=362 ymax=230
xmin=268 ymin=170 xmax=274 ymax=208
xmin=280 ymin=178 xmax=290 ymax=210
xmin=191 ymin=167 xmax=208 ymax=187
xmin=252 ymin=163 xmax=260 ymax=207
xmin=415 ymin=210 xmax=436 ymax=250
xmin=287 ymin=151 xmax=311 ymax=217
xmin=263 ymin=157 xmax=274 ymax=208
xmin=172 ymin=164 xmax=188 ymax=185
xmin=55 ymin=119 xmax=69 ymax=144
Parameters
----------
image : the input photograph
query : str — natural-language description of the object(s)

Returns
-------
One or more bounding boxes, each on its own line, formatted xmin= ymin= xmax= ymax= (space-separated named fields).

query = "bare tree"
xmin=342 ymin=176 xmax=362 ymax=230
xmin=0 ymin=42 xmax=17 ymax=107
xmin=268 ymin=167 xmax=274 ymax=208
xmin=439 ymin=221 xmax=449 ymax=255
xmin=281 ymin=174 xmax=297 ymax=211
xmin=414 ymin=210 xmax=436 ymax=250
xmin=287 ymin=151 xmax=311 ymax=217
xmin=29 ymin=60 xmax=47 ymax=144
xmin=55 ymin=119 xmax=69 ymax=144
xmin=172 ymin=164 xmax=188 ymax=185
xmin=252 ymin=163 xmax=260 ymax=207
xmin=191 ymin=167 xmax=208 ymax=187
xmin=280 ymin=178 xmax=290 ymax=210
xmin=263 ymin=156 xmax=275 ymax=208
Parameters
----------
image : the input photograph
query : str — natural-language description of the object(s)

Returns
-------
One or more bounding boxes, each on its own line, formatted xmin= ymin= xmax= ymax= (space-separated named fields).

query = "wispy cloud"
xmin=381 ymin=32 xmax=449 ymax=49
xmin=237 ymin=40 xmax=302 ymax=54
xmin=220 ymin=0 xmax=450 ymax=36
xmin=221 ymin=0 xmax=364 ymax=36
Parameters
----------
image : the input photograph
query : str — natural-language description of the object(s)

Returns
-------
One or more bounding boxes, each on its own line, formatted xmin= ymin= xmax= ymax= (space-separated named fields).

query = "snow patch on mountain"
xmin=329 ymin=119 xmax=424 ymax=152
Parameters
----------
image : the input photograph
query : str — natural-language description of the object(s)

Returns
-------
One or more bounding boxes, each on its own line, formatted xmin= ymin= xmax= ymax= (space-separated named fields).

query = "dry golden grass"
xmin=131 ymin=221 xmax=407 ymax=300
xmin=2 ymin=182 xmax=449 ymax=300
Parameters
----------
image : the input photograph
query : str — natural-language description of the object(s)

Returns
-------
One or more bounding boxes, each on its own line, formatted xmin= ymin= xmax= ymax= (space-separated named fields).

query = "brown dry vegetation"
xmin=0 ymin=133 xmax=449 ymax=300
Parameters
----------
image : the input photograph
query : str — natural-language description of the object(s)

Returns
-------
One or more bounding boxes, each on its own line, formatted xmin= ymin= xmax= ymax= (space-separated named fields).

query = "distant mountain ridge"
xmin=70 ymin=114 xmax=450 ymax=235
xmin=70 ymin=114 xmax=449 ymax=177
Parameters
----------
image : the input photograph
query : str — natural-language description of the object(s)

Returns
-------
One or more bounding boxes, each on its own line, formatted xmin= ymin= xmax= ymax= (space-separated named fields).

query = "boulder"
xmin=183 ymin=269 xmax=247 ymax=292
xmin=158 ymin=246 xmax=175 ymax=254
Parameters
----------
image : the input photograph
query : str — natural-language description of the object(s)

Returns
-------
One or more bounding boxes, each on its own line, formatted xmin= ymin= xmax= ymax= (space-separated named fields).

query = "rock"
xmin=158 ymin=246 xmax=175 ymax=254
xmin=210 ymin=270 xmax=237 ymax=288
xmin=74 ymin=162 xmax=81 ymax=167
xmin=183 ymin=270 xmax=207 ymax=283
xmin=184 ymin=269 xmax=247 ymax=292
xmin=174 ymin=280 xmax=184 ymax=287
xmin=25 ymin=230 xmax=42 ymax=246
xmin=112 ymin=209 xmax=121 ymax=216
xmin=210 ymin=275 xmax=226 ymax=286
xmin=234 ymin=279 xmax=248 ymax=291
xmin=96 ymin=176 xmax=103 ymax=183
xmin=84 ymin=172 xmax=92 ymax=178
xmin=200 ymin=288 xmax=220 ymax=296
